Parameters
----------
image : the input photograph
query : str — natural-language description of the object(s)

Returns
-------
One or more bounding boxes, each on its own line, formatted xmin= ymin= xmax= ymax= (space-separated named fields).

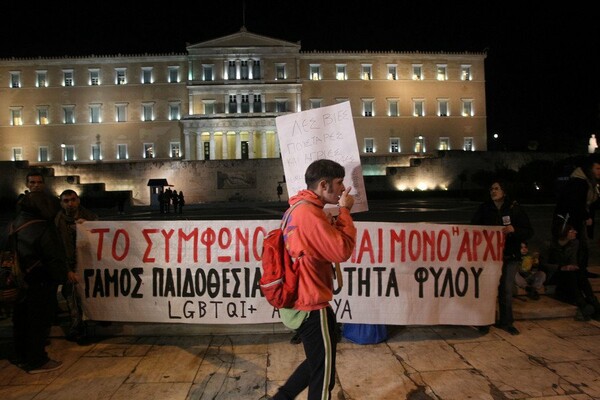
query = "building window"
xmin=91 ymin=144 xmax=101 ymax=161
xmin=438 ymin=99 xmax=449 ymax=117
xmin=227 ymin=61 xmax=236 ymax=80
xmin=240 ymin=95 xmax=249 ymax=113
xmin=12 ymin=147 xmax=23 ymax=161
xmin=390 ymin=137 xmax=400 ymax=153
xmin=413 ymin=99 xmax=425 ymax=117
xmin=336 ymin=64 xmax=347 ymax=80
xmin=412 ymin=64 xmax=423 ymax=80
xmin=170 ymin=142 xmax=181 ymax=158
xmin=464 ymin=137 xmax=474 ymax=151
xmin=116 ymin=104 xmax=127 ymax=122
xmin=169 ymin=102 xmax=181 ymax=120
xmin=144 ymin=143 xmax=154 ymax=159
xmin=364 ymin=138 xmax=374 ymax=153
xmin=228 ymin=94 xmax=237 ymax=113
xmin=414 ymin=136 xmax=426 ymax=153
xmin=252 ymin=59 xmax=261 ymax=79
xmin=115 ymin=68 xmax=127 ymax=85
xmin=10 ymin=71 xmax=21 ymax=88
xmin=461 ymin=65 xmax=472 ymax=81
xmin=63 ymin=106 xmax=75 ymax=124
xmin=462 ymin=99 xmax=474 ymax=116
xmin=439 ymin=137 xmax=450 ymax=150
xmin=275 ymin=64 xmax=286 ymax=80
xmin=203 ymin=65 xmax=214 ymax=81
xmin=168 ymin=66 xmax=179 ymax=83
xmin=436 ymin=64 xmax=447 ymax=81
xmin=309 ymin=64 xmax=321 ymax=80
xmin=117 ymin=144 xmax=128 ymax=160
xmin=204 ymin=100 xmax=215 ymax=115
xmin=36 ymin=70 xmax=47 ymax=87
xmin=276 ymin=99 xmax=287 ymax=113
xmin=310 ymin=99 xmax=322 ymax=109
xmin=361 ymin=64 xmax=372 ymax=80
xmin=142 ymin=67 xmax=153 ymax=84
xmin=388 ymin=99 xmax=399 ymax=117
xmin=253 ymin=94 xmax=262 ymax=113
xmin=39 ymin=146 xmax=48 ymax=162
xmin=142 ymin=103 xmax=154 ymax=122
xmin=37 ymin=107 xmax=49 ymax=125
xmin=10 ymin=108 xmax=23 ymax=126
xmin=240 ymin=61 xmax=249 ymax=80
xmin=90 ymin=104 xmax=101 ymax=123
xmin=89 ymin=69 xmax=100 ymax=85
xmin=387 ymin=65 xmax=397 ymax=80
xmin=64 ymin=145 xmax=75 ymax=161
xmin=362 ymin=100 xmax=374 ymax=117
xmin=63 ymin=70 xmax=74 ymax=87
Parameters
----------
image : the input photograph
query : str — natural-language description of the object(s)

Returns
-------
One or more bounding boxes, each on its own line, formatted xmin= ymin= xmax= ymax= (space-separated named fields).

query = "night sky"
xmin=2 ymin=1 xmax=598 ymax=152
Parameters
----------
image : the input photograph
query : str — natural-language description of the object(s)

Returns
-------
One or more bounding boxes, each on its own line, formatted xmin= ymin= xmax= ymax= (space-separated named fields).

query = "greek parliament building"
xmin=0 ymin=27 xmax=487 ymax=204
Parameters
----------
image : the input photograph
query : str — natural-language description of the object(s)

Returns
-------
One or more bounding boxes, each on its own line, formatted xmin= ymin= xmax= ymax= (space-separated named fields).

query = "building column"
xmin=210 ymin=131 xmax=216 ymax=160
xmin=261 ymin=130 xmax=267 ymax=159
xmin=183 ymin=130 xmax=192 ymax=160
xmin=275 ymin=131 xmax=281 ymax=158
xmin=196 ymin=131 xmax=204 ymax=160
xmin=222 ymin=131 xmax=229 ymax=160
xmin=235 ymin=131 xmax=242 ymax=159
xmin=248 ymin=130 xmax=254 ymax=159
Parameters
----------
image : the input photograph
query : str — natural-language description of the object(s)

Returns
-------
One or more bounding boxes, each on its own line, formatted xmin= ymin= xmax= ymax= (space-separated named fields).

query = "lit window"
xmin=276 ymin=99 xmax=287 ymax=113
xmin=275 ymin=64 xmax=286 ymax=80
xmin=362 ymin=100 xmax=374 ymax=117
xmin=438 ymin=99 xmax=449 ymax=117
xmin=388 ymin=99 xmax=399 ymax=117
xmin=462 ymin=99 xmax=474 ymax=116
xmin=63 ymin=106 xmax=75 ymax=124
xmin=142 ymin=103 xmax=154 ymax=122
xmin=364 ymin=138 xmax=374 ymax=153
xmin=310 ymin=99 xmax=322 ymax=109
xmin=414 ymin=136 xmax=426 ymax=153
xmin=89 ymin=69 xmax=100 ymax=85
xmin=203 ymin=100 xmax=215 ymax=115
xmin=12 ymin=147 xmax=23 ymax=161
xmin=361 ymin=64 xmax=372 ymax=80
xmin=116 ymin=68 xmax=127 ymax=85
xmin=203 ymin=65 xmax=214 ymax=81
xmin=115 ymin=104 xmax=127 ymax=122
xmin=240 ymin=60 xmax=249 ymax=80
xmin=170 ymin=142 xmax=181 ymax=158
xmin=90 ymin=104 xmax=101 ymax=123
xmin=144 ymin=143 xmax=154 ymax=159
xmin=168 ymin=66 xmax=179 ymax=83
xmin=37 ymin=107 xmax=49 ymax=125
xmin=336 ymin=64 xmax=347 ymax=80
xmin=413 ymin=99 xmax=425 ymax=117
xmin=252 ymin=59 xmax=261 ymax=79
xmin=63 ymin=70 xmax=74 ymax=87
xmin=464 ymin=137 xmax=474 ymax=151
xmin=36 ymin=71 xmax=47 ymax=87
xmin=387 ymin=65 xmax=397 ymax=80
xmin=309 ymin=64 xmax=321 ymax=80
xmin=91 ymin=144 xmax=101 ymax=161
xmin=253 ymin=94 xmax=262 ymax=113
xmin=10 ymin=108 xmax=23 ymax=126
xmin=436 ymin=64 xmax=447 ymax=81
xmin=64 ymin=145 xmax=76 ymax=161
xmin=227 ymin=61 xmax=236 ymax=80
xmin=412 ymin=64 xmax=423 ymax=80
xmin=228 ymin=94 xmax=237 ymax=113
xmin=439 ymin=137 xmax=450 ymax=150
xmin=10 ymin=71 xmax=21 ymax=88
xmin=390 ymin=138 xmax=400 ymax=153
xmin=38 ymin=146 xmax=48 ymax=162
xmin=117 ymin=144 xmax=128 ymax=160
xmin=142 ymin=67 xmax=153 ymax=84
xmin=169 ymin=102 xmax=181 ymax=120
xmin=461 ymin=65 xmax=472 ymax=81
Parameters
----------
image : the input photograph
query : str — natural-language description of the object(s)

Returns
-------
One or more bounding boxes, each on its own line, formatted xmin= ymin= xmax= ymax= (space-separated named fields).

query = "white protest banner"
xmin=77 ymin=221 xmax=503 ymax=326
xmin=275 ymin=101 xmax=368 ymax=213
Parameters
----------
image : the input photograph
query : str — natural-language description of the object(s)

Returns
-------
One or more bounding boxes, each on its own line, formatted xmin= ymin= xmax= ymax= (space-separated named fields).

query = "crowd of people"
xmin=158 ymin=187 xmax=184 ymax=214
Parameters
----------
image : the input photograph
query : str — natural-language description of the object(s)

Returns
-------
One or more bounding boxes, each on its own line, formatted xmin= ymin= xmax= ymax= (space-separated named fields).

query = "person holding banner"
xmin=471 ymin=180 xmax=533 ymax=335
xmin=273 ymin=159 xmax=356 ymax=400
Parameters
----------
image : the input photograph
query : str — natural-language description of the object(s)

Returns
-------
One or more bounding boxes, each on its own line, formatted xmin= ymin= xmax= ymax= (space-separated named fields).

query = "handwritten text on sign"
xmin=77 ymin=221 xmax=503 ymax=325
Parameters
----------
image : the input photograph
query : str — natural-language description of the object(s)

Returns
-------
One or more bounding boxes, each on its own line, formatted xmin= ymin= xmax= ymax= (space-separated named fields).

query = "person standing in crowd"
xmin=10 ymin=191 xmax=68 ymax=373
xmin=177 ymin=191 xmax=185 ymax=214
xmin=471 ymin=179 xmax=534 ymax=335
xmin=548 ymin=223 xmax=600 ymax=321
xmin=164 ymin=187 xmax=172 ymax=213
xmin=55 ymin=189 xmax=98 ymax=343
xmin=19 ymin=171 xmax=61 ymax=214
xmin=554 ymin=153 xmax=600 ymax=278
xmin=272 ymin=159 xmax=356 ymax=400
xmin=171 ymin=190 xmax=179 ymax=214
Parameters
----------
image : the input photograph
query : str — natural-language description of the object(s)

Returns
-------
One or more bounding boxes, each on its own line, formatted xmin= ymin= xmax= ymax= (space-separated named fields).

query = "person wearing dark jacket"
xmin=471 ymin=180 xmax=534 ymax=335
xmin=10 ymin=191 xmax=68 ymax=373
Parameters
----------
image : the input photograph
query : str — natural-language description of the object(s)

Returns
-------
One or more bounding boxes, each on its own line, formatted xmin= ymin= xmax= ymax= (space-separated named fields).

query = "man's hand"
xmin=338 ymin=186 xmax=354 ymax=210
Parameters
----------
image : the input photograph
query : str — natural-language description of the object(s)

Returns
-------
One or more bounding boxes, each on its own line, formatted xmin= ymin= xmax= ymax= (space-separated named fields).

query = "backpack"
xmin=259 ymin=201 xmax=306 ymax=309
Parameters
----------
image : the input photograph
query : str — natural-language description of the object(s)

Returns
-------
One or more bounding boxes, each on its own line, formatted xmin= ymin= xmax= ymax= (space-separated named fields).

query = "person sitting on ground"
xmin=515 ymin=241 xmax=546 ymax=300
xmin=547 ymin=222 xmax=600 ymax=321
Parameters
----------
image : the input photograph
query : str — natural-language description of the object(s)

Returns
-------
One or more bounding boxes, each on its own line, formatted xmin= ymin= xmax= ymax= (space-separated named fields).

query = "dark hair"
xmin=305 ymin=159 xmax=345 ymax=189
xmin=26 ymin=170 xmax=44 ymax=183
xmin=59 ymin=189 xmax=78 ymax=199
